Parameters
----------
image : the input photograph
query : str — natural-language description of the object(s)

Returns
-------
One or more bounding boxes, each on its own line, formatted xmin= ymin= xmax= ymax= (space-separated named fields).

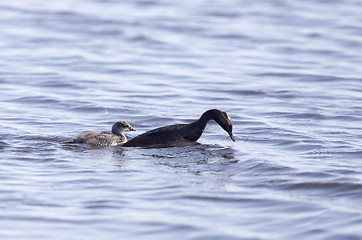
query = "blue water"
xmin=1 ymin=0 xmax=362 ymax=239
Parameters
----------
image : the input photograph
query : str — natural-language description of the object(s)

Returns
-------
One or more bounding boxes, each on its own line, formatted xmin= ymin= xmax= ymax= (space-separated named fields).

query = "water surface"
xmin=1 ymin=0 xmax=362 ymax=239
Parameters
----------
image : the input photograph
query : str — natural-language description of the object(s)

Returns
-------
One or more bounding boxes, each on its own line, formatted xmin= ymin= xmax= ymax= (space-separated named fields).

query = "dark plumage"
xmin=123 ymin=109 xmax=234 ymax=147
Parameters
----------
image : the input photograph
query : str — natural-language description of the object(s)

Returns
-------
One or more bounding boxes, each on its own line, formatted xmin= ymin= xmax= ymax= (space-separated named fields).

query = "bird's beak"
xmin=228 ymin=132 xmax=235 ymax=142
xmin=129 ymin=127 xmax=136 ymax=131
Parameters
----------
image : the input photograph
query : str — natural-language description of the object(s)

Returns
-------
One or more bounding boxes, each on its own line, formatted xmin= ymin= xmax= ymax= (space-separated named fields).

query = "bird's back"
xmin=74 ymin=131 xmax=126 ymax=147
xmin=123 ymin=124 xmax=187 ymax=147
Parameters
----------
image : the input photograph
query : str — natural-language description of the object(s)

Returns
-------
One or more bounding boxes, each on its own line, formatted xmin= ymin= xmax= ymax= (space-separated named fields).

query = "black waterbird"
xmin=123 ymin=109 xmax=234 ymax=147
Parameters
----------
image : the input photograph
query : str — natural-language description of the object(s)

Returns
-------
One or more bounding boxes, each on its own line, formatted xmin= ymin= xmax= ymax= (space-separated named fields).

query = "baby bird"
xmin=73 ymin=121 xmax=135 ymax=148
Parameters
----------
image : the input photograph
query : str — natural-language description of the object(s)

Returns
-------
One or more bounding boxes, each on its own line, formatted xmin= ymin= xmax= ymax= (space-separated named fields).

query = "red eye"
xmin=227 ymin=124 xmax=230 ymax=128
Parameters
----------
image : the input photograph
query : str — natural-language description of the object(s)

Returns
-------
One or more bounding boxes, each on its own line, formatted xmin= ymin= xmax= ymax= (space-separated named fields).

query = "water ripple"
xmin=1 ymin=0 xmax=362 ymax=239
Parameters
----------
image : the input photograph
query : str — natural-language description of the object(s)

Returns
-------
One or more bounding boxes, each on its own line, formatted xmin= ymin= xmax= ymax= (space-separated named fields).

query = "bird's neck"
xmin=186 ymin=110 xmax=216 ymax=133
xmin=197 ymin=109 xmax=217 ymax=127
xmin=112 ymin=127 xmax=123 ymax=136
xmin=180 ymin=110 xmax=215 ymax=142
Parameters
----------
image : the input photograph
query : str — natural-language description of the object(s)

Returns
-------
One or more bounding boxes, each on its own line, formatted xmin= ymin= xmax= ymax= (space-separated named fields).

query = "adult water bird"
xmin=123 ymin=109 xmax=234 ymax=147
